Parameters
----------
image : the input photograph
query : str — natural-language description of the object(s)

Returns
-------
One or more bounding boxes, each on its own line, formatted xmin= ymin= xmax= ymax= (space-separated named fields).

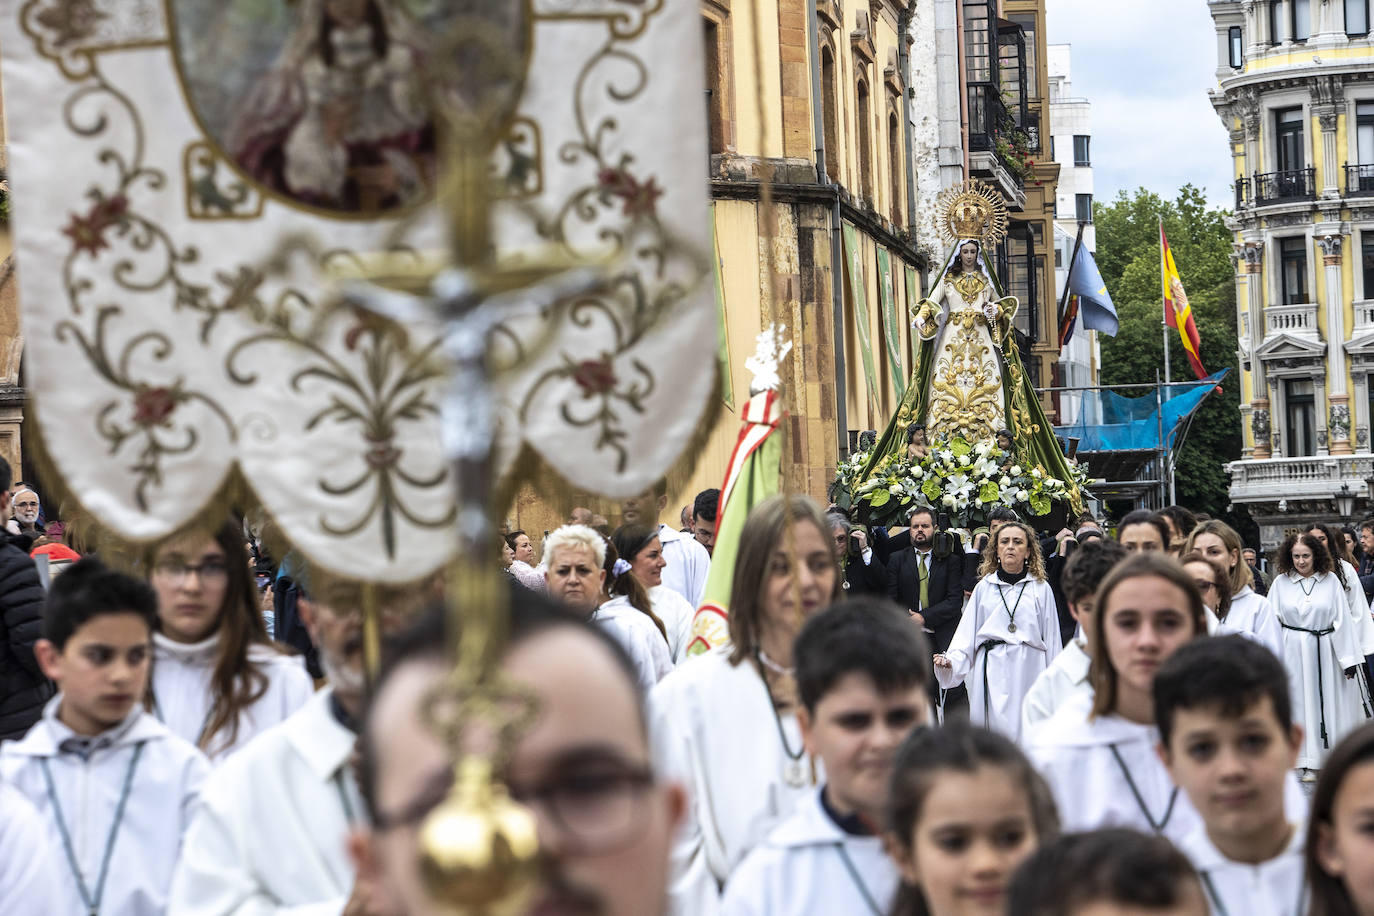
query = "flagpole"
xmin=1058 ymin=221 xmax=1087 ymax=336
xmin=1160 ymin=215 xmax=1172 ymax=385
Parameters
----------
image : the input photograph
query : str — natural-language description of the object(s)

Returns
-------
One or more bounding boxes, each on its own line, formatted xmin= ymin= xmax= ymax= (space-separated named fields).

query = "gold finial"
xmin=936 ymin=182 xmax=1010 ymax=247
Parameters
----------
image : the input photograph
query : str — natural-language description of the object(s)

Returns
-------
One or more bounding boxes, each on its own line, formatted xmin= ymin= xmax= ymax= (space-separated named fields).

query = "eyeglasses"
xmin=375 ymin=762 xmax=656 ymax=854
xmin=154 ymin=559 xmax=230 ymax=585
xmin=1193 ymin=579 xmax=1218 ymax=593
xmin=13 ymin=501 xmax=37 ymax=509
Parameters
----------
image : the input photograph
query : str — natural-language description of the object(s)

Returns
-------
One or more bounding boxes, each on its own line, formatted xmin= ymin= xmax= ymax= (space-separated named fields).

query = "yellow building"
xmin=1210 ymin=0 xmax=1374 ymax=546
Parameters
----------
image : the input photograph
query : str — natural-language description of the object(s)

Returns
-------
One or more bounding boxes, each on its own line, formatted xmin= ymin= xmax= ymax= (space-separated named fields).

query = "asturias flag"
xmin=1161 ymin=224 xmax=1208 ymax=380
xmin=1064 ymin=246 xmax=1118 ymax=340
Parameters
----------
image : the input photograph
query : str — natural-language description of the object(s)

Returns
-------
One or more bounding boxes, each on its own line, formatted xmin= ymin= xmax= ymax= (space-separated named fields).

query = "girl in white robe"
xmin=1269 ymin=534 xmax=1368 ymax=771
xmin=1027 ymin=552 xmax=1210 ymax=847
xmin=649 ymin=495 xmax=843 ymax=916
xmin=148 ymin=524 xmax=314 ymax=763
xmin=935 ymin=521 xmax=1060 ymax=742
xmin=1185 ymin=520 xmax=1283 ymax=658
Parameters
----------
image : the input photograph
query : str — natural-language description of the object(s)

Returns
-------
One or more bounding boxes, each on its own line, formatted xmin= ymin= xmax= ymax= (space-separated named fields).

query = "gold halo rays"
xmin=935 ymin=181 xmax=1010 ymax=249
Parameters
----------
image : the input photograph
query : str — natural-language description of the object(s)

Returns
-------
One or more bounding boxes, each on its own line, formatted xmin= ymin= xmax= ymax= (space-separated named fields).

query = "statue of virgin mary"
xmin=859 ymin=183 xmax=1082 ymax=514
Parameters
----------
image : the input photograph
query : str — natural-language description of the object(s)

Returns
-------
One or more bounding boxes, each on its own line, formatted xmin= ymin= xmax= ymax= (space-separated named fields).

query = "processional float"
xmin=3 ymin=0 xmax=717 ymax=909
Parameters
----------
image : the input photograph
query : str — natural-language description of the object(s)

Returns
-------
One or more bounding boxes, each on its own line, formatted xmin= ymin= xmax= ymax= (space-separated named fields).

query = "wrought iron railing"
xmin=1252 ymin=167 xmax=1316 ymax=204
xmin=1346 ymin=163 xmax=1374 ymax=196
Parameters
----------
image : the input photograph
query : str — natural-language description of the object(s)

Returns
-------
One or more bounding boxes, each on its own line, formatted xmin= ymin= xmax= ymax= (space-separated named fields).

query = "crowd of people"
xmin=5 ymin=454 xmax=1374 ymax=915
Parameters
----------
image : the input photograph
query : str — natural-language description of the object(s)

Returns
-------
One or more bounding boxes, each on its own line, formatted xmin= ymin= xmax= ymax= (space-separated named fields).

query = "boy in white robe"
xmin=720 ymin=599 xmax=931 ymax=916
xmin=936 ymin=521 xmax=1060 ymax=742
xmin=1022 ymin=538 xmax=1126 ymax=734
xmin=0 ymin=559 xmax=209 ymax=916
xmin=1156 ymin=637 xmax=1308 ymax=916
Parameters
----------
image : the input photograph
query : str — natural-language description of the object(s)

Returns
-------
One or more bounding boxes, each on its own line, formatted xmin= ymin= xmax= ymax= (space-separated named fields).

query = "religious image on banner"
xmin=171 ymin=0 xmax=459 ymax=215
xmin=831 ymin=182 xmax=1087 ymax=531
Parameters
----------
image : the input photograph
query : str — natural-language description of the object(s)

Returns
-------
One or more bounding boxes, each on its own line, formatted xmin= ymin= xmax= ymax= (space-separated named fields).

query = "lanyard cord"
xmin=150 ymin=691 xmax=217 ymax=750
xmin=996 ymin=581 xmax=1029 ymax=630
xmin=834 ymin=841 xmax=883 ymax=916
xmin=40 ymin=742 xmax=146 ymax=916
xmin=334 ymin=770 xmax=357 ymax=826
xmin=1107 ymin=743 xmax=1178 ymax=835
xmin=756 ymin=653 xmax=805 ymax=763
xmin=1200 ymin=864 xmax=1306 ymax=916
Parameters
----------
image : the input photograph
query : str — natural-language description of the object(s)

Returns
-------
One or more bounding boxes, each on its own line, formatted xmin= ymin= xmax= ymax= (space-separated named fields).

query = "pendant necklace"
xmin=40 ymin=742 xmax=146 ymax=916
xmin=757 ymin=652 xmax=808 ymax=788
xmin=997 ymin=577 xmax=1029 ymax=633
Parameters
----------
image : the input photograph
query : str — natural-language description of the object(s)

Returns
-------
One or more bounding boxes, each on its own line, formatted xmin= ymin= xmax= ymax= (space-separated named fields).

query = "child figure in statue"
xmin=997 ymin=428 xmax=1016 ymax=471
xmin=906 ymin=424 xmax=929 ymax=463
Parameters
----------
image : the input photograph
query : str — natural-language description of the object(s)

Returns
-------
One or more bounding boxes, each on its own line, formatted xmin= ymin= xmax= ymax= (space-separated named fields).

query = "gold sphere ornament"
xmin=419 ymin=755 xmax=541 ymax=916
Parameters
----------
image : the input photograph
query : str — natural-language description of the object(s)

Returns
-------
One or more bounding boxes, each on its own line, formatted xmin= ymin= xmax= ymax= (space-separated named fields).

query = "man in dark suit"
xmin=888 ymin=507 xmax=967 ymax=716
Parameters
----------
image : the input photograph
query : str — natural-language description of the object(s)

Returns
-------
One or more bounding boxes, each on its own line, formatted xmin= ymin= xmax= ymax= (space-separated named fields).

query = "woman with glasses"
xmin=1271 ymin=533 xmax=1368 ymax=775
xmin=649 ymin=494 xmax=843 ymax=915
xmin=148 ymin=521 xmax=313 ymax=762
xmin=1182 ymin=520 xmax=1282 ymax=657
xmin=1178 ymin=551 xmax=1230 ymax=628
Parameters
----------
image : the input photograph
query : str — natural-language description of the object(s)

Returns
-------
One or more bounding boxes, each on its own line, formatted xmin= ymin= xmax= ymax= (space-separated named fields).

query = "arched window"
xmin=821 ymin=46 xmax=839 ymax=182
xmin=888 ymin=109 xmax=902 ymax=225
xmin=857 ymin=80 xmax=873 ymax=203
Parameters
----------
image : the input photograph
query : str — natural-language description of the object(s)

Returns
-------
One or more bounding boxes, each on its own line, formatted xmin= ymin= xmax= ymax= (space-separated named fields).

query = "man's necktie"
xmin=918 ymin=552 xmax=929 ymax=610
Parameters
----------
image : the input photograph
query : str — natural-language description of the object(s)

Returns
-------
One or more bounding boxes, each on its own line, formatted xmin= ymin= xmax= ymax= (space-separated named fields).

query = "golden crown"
xmin=936 ymin=182 xmax=1010 ymax=247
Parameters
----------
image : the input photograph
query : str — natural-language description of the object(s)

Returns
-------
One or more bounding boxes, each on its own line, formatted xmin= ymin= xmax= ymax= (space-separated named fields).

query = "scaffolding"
xmin=1041 ymin=370 xmax=1229 ymax=511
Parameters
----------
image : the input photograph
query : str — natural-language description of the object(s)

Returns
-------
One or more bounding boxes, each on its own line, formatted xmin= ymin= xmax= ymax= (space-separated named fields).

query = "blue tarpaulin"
xmin=1053 ymin=370 xmax=1229 ymax=453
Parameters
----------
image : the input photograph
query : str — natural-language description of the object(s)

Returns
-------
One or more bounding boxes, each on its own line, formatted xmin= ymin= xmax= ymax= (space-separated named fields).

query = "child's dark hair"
xmin=886 ymin=722 xmax=1059 ymax=916
xmin=1006 ymin=828 xmax=1203 ymax=916
xmin=1060 ymin=537 xmax=1127 ymax=605
xmin=1153 ymin=635 xmax=1292 ymax=748
xmin=795 ymin=598 xmax=931 ymax=713
xmin=1308 ymin=721 xmax=1374 ymax=916
xmin=44 ymin=557 xmax=158 ymax=649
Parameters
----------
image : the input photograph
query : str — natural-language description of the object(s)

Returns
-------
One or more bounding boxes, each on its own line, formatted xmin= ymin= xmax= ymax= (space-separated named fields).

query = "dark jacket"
xmin=0 ymin=535 xmax=52 ymax=741
xmin=887 ymin=547 xmax=965 ymax=653
xmin=842 ymin=553 xmax=887 ymax=596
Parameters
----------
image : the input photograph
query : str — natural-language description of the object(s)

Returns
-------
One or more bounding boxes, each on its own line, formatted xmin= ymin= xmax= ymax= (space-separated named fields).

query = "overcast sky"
xmin=1045 ymin=0 xmax=1234 ymax=212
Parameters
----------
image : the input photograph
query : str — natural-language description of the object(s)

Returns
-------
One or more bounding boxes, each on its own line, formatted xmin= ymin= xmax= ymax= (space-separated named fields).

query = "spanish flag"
xmin=1161 ymin=222 xmax=1208 ymax=380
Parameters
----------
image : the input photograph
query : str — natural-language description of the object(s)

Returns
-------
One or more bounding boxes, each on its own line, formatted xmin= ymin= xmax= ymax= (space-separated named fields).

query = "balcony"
xmin=1264 ymin=302 xmax=1321 ymax=339
xmin=1356 ymin=299 xmax=1374 ymax=333
xmin=1236 ymin=168 xmax=1316 ymax=208
xmin=1347 ymin=164 xmax=1374 ymax=197
xmin=1230 ymin=455 xmax=1374 ymax=505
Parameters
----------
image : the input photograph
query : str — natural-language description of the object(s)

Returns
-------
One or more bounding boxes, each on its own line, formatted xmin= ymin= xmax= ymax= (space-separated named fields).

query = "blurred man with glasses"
xmin=351 ymin=590 xmax=685 ymax=916
xmin=6 ymin=485 xmax=43 ymax=541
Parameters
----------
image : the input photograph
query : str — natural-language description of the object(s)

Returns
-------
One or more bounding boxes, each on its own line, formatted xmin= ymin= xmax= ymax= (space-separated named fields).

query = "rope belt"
xmin=1279 ymin=620 xmax=1335 ymax=748
xmin=976 ymin=638 xmax=1006 ymax=727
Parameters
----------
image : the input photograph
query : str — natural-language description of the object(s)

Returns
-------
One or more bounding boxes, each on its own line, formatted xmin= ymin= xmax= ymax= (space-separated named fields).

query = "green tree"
xmin=1092 ymin=185 xmax=1244 ymax=525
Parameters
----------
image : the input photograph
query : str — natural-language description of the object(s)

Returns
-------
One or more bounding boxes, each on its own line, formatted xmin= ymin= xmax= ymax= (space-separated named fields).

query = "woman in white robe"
xmin=614 ymin=524 xmax=694 ymax=663
xmin=1307 ymin=523 xmax=1374 ymax=717
xmin=649 ymin=495 xmax=843 ymax=916
xmin=1269 ymin=534 xmax=1368 ymax=771
xmin=1185 ymin=520 xmax=1283 ymax=658
xmin=935 ymin=521 xmax=1060 ymax=742
xmin=1027 ymin=553 xmax=1210 ymax=847
xmin=148 ymin=523 xmax=314 ymax=763
xmin=598 ymin=537 xmax=673 ymax=690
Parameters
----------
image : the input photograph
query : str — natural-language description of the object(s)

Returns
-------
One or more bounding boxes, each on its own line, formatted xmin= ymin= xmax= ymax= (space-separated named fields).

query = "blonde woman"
xmin=1182 ymin=519 xmax=1282 ymax=657
xmin=934 ymin=520 xmax=1061 ymax=741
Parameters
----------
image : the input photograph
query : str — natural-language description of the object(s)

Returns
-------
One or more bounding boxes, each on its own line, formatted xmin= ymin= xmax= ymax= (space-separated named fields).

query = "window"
xmin=1010 ymin=14 xmax=1039 ymax=100
xmin=888 ymin=110 xmax=903 ymax=225
xmin=703 ymin=18 xmax=725 ymax=155
xmin=857 ymin=81 xmax=873 ymax=203
xmin=821 ymin=47 xmax=839 ymax=182
xmin=1361 ymin=232 xmax=1374 ymax=296
xmin=1229 ymin=26 xmax=1244 ymax=68
xmin=1356 ymin=103 xmax=1374 ymax=193
xmin=1350 ymin=0 xmax=1370 ymax=36
xmin=1280 ymin=236 xmax=1308 ymax=305
xmin=1285 ymin=378 xmax=1315 ymax=457
xmin=1294 ymin=0 xmax=1311 ymax=40
xmin=1075 ymin=193 xmax=1093 ymax=223
xmin=1073 ymin=135 xmax=1091 ymax=166
xmin=1275 ymin=107 xmax=1305 ymax=174
xmin=1271 ymin=0 xmax=1291 ymax=43
xmin=1049 ymin=135 xmax=1055 ymax=160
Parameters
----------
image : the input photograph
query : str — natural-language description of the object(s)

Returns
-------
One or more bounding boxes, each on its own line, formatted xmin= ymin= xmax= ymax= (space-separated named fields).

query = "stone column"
xmin=1319 ymin=112 xmax=1340 ymax=197
xmin=1245 ymin=242 xmax=1270 ymax=457
xmin=1268 ymin=375 xmax=1282 ymax=457
xmin=1318 ymin=232 xmax=1352 ymax=454
xmin=1316 ymin=373 xmax=1330 ymax=456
